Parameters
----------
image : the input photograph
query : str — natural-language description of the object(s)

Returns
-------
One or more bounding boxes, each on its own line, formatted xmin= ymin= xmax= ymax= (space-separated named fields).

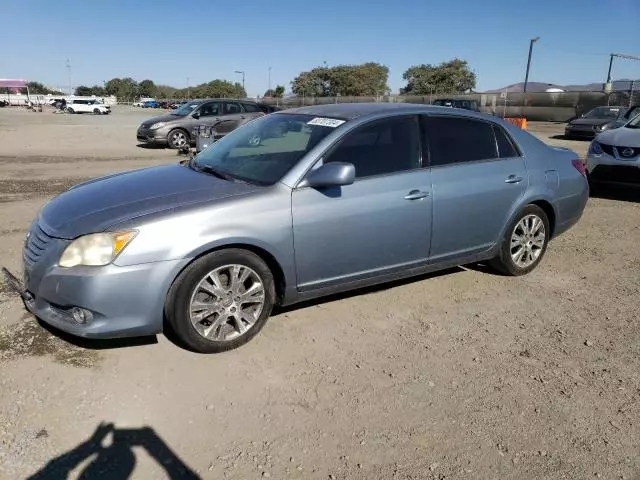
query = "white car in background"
xmin=66 ymin=99 xmax=111 ymax=115
xmin=586 ymin=112 xmax=640 ymax=189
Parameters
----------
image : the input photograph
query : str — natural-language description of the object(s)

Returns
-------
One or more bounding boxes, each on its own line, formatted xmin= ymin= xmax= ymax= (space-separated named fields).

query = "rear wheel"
xmin=167 ymin=128 xmax=190 ymax=149
xmin=93 ymin=108 xmax=101 ymax=115
xmin=489 ymin=205 xmax=550 ymax=276
xmin=65 ymin=107 xmax=74 ymax=114
xmin=165 ymin=249 xmax=276 ymax=353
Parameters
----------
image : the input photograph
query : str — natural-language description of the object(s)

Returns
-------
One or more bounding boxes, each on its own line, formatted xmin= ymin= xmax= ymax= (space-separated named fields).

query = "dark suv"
xmin=136 ymin=99 xmax=266 ymax=149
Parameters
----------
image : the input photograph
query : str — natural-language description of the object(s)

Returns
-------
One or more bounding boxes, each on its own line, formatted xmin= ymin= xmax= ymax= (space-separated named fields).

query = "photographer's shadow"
xmin=27 ymin=422 xmax=201 ymax=479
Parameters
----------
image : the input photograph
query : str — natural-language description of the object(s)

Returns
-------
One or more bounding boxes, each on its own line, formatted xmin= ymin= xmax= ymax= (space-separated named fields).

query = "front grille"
xmin=23 ymin=224 xmax=53 ymax=267
xmin=600 ymin=143 xmax=615 ymax=156
xmin=617 ymin=146 xmax=639 ymax=159
xmin=591 ymin=165 xmax=640 ymax=184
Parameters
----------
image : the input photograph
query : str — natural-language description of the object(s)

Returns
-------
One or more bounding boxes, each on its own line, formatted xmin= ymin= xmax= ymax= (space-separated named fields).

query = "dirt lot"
xmin=0 ymin=106 xmax=638 ymax=480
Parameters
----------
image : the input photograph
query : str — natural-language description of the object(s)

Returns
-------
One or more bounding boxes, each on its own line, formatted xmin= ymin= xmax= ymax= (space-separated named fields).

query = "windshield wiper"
xmin=195 ymin=164 xmax=239 ymax=182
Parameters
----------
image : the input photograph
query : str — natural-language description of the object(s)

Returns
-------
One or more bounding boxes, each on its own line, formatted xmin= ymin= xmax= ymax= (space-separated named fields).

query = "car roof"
xmin=278 ymin=102 xmax=480 ymax=120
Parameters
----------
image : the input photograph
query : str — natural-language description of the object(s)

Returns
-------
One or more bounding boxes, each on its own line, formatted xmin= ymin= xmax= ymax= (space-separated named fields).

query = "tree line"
xmin=21 ymin=58 xmax=476 ymax=100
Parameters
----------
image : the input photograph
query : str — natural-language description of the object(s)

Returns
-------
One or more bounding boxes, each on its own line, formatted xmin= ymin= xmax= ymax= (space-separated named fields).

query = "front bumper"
xmin=3 ymin=256 xmax=189 ymax=339
xmin=587 ymin=152 xmax=640 ymax=185
xmin=565 ymin=126 xmax=599 ymax=139
xmin=136 ymin=127 xmax=168 ymax=145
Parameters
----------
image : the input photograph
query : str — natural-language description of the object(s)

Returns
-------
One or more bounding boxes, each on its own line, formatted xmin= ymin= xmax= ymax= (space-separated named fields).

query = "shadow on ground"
xmin=26 ymin=423 xmax=201 ymax=479
xmin=136 ymin=143 xmax=166 ymax=150
xmin=591 ymin=184 xmax=640 ymax=203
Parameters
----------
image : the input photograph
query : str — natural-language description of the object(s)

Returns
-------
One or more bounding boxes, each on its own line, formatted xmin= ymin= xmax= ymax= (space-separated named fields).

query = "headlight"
xmin=588 ymin=141 xmax=603 ymax=156
xmin=149 ymin=122 xmax=166 ymax=129
xmin=59 ymin=231 xmax=137 ymax=267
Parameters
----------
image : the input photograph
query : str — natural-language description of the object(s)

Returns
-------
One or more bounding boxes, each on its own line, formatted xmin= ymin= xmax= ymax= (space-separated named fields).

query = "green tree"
xmin=177 ymin=80 xmax=245 ymax=99
xmin=26 ymin=82 xmax=62 ymax=95
xmin=400 ymin=59 xmax=476 ymax=95
xmin=155 ymin=84 xmax=178 ymax=99
xmin=291 ymin=63 xmax=389 ymax=97
xmin=264 ymin=85 xmax=285 ymax=98
xmin=105 ymin=77 xmax=138 ymax=101
xmin=138 ymin=79 xmax=156 ymax=97
xmin=75 ymin=85 xmax=105 ymax=96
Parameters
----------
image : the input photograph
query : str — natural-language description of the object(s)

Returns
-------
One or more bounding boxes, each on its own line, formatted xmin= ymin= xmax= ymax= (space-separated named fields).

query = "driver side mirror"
xmin=192 ymin=111 xmax=200 ymax=119
xmin=299 ymin=162 xmax=355 ymax=188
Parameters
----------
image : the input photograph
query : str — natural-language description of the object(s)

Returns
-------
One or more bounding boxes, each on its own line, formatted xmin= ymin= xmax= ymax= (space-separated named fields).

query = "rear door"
xmin=215 ymin=101 xmax=247 ymax=136
xmin=423 ymin=115 xmax=526 ymax=262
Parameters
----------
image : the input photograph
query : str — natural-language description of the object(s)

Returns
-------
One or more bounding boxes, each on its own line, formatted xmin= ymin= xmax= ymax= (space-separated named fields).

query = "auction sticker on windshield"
xmin=307 ymin=117 xmax=346 ymax=127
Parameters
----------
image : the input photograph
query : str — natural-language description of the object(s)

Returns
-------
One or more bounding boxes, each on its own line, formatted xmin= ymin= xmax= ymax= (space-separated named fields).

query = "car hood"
xmin=39 ymin=165 xmax=263 ymax=239
xmin=596 ymin=127 xmax=640 ymax=147
xmin=140 ymin=114 xmax=184 ymax=128
xmin=569 ymin=118 xmax=611 ymax=127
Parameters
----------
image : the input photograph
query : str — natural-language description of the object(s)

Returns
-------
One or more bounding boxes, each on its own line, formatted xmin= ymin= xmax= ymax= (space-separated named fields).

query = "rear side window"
xmin=223 ymin=102 xmax=242 ymax=114
xmin=493 ymin=125 xmax=520 ymax=158
xmin=423 ymin=116 xmax=498 ymax=166
xmin=324 ymin=116 xmax=420 ymax=178
xmin=242 ymin=103 xmax=261 ymax=113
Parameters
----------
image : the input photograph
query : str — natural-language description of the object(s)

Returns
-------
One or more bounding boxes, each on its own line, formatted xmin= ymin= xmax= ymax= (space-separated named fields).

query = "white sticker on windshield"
xmin=307 ymin=117 xmax=345 ymax=127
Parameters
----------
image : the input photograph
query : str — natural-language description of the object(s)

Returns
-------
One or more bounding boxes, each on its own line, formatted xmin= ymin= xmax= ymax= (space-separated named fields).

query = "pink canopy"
xmin=0 ymin=79 xmax=28 ymax=88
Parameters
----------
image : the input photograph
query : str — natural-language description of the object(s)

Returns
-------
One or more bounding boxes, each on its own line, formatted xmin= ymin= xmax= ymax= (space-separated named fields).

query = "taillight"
xmin=572 ymin=159 xmax=586 ymax=177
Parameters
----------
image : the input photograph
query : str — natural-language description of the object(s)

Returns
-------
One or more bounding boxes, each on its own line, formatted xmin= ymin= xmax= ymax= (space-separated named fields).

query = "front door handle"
xmin=404 ymin=189 xmax=429 ymax=200
xmin=505 ymin=174 xmax=524 ymax=184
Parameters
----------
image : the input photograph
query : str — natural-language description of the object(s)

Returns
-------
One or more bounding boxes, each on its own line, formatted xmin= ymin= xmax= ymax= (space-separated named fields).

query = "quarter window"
xmin=324 ymin=116 xmax=420 ymax=178
xmin=493 ymin=125 xmax=520 ymax=158
xmin=423 ymin=116 xmax=498 ymax=166
xmin=242 ymin=103 xmax=261 ymax=113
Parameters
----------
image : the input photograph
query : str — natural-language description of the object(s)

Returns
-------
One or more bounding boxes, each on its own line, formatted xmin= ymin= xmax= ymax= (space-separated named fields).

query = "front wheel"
xmin=65 ymin=107 xmax=74 ymax=114
xmin=93 ymin=108 xmax=101 ymax=115
xmin=165 ymin=249 xmax=276 ymax=353
xmin=489 ymin=205 xmax=550 ymax=276
xmin=167 ymin=128 xmax=189 ymax=149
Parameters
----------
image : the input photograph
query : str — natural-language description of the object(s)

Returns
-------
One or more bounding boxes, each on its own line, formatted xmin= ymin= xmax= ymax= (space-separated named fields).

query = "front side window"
xmin=324 ymin=116 xmax=420 ymax=178
xmin=423 ymin=116 xmax=498 ymax=166
xmin=193 ymin=113 xmax=341 ymax=185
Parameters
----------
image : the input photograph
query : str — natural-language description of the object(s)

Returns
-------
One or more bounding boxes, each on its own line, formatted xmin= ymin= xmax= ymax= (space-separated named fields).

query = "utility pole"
xmin=523 ymin=37 xmax=540 ymax=93
xmin=234 ymin=70 xmax=245 ymax=95
xmin=605 ymin=53 xmax=640 ymax=91
xmin=268 ymin=66 xmax=272 ymax=95
xmin=186 ymin=77 xmax=190 ymax=99
xmin=65 ymin=58 xmax=72 ymax=95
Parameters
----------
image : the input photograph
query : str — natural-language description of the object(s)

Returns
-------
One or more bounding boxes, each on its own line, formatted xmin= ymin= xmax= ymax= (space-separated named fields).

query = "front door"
xmin=292 ymin=115 xmax=432 ymax=291
xmin=422 ymin=115 xmax=527 ymax=262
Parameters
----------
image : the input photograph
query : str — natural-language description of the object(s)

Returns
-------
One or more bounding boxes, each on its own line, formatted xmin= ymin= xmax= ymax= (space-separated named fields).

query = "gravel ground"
xmin=0 ymin=106 xmax=638 ymax=479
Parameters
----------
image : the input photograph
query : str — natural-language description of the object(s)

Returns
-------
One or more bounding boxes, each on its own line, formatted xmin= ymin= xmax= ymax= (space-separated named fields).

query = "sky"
xmin=1 ymin=0 xmax=639 ymax=96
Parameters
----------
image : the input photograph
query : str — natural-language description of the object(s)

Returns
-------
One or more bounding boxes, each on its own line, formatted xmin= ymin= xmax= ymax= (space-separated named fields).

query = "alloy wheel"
xmin=188 ymin=264 xmax=266 ymax=341
xmin=510 ymin=214 xmax=546 ymax=268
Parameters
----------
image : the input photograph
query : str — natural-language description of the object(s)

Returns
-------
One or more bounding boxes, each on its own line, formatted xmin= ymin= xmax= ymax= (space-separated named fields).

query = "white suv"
xmin=66 ymin=99 xmax=111 ymax=115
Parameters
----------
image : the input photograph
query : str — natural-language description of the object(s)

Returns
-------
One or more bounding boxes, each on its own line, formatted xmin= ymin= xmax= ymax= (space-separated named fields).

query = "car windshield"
xmin=626 ymin=112 xmax=640 ymax=129
xmin=193 ymin=113 xmax=343 ymax=185
xmin=171 ymin=102 xmax=200 ymax=116
xmin=584 ymin=107 xmax=622 ymax=119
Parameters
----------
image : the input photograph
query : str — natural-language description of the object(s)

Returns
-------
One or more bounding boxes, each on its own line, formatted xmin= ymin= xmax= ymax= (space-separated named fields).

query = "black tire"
xmin=66 ymin=107 xmax=74 ymax=114
xmin=165 ymin=249 xmax=276 ymax=353
xmin=93 ymin=108 xmax=100 ymax=115
xmin=489 ymin=204 xmax=550 ymax=276
xmin=167 ymin=128 xmax=190 ymax=149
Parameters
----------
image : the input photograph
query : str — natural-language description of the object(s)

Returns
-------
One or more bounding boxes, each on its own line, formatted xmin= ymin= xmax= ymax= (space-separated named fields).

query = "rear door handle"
xmin=505 ymin=175 xmax=524 ymax=184
xmin=404 ymin=189 xmax=429 ymax=200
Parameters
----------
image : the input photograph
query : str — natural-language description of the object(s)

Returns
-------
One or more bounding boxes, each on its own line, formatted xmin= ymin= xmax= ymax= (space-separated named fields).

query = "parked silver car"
xmin=2 ymin=104 xmax=589 ymax=353
xmin=586 ymin=112 xmax=640 ymax=188
xmin=136 ymin=99 xmax=265 ymax=149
